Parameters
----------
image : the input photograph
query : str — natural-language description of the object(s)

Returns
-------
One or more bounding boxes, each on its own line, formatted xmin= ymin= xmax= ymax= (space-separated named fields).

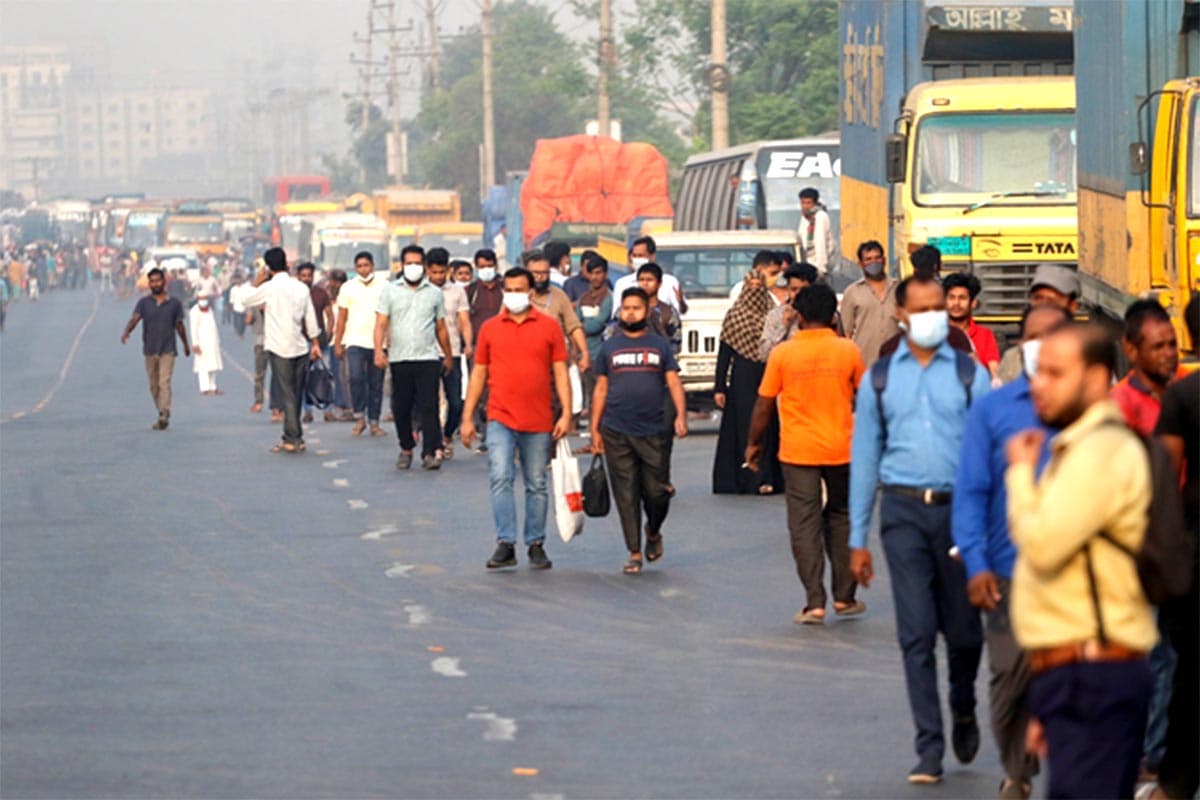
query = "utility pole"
xmin=710 ymin=0 xmax=730 ymax=150
xmin=424 ymin=0 xmax=442 ymax=91
xmin=597 ymin=0 xmax=613 ymax=139
xmin=358 ymin=6 xmax=375 ymax=132
xmin=481 ymin=0 xmax=495 ymax=195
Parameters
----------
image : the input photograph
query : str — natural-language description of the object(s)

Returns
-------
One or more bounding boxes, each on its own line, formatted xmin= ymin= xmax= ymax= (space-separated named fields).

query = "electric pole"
xmin=598 ymin=0 xmax=613 ymax=139
xmin=424 ymin=0 xmax=442 ymax=91
xmin=358 ymin=6 xmax=375 ymax=132
xmin=481 ymin=0 xmax=496 ymax=194
xmin=710 ymin=0 xmax=730 ymax=150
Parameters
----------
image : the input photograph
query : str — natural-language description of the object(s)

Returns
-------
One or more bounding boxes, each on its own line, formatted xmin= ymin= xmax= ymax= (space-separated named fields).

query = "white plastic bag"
xmin=568 ymin=364 xmax=583 ymax=415
xmin=551 ymin=438 xmax=585 ymax=542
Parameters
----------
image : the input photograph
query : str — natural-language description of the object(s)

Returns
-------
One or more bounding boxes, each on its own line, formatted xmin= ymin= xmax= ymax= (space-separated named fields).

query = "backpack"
xmin=870 ymin=348 xmax=977 ymax=446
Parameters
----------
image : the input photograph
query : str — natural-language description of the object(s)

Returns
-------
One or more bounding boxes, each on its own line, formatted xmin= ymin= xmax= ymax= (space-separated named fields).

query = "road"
xmin=2 ymin=286 xmax=1014 ymax=799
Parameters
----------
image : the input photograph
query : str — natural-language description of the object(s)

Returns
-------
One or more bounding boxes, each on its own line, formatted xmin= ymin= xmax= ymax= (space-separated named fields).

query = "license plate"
xmin=927 ymin=235 xmax=971 ymax=257
xmin=682 ymin=358 xmax=716 ymax=376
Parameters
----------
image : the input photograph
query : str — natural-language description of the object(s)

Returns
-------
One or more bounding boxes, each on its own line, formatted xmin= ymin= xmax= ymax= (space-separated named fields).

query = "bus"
xmin=308 ymin=213 xmax=390 ymax=275
xmin=262 ymin=175 xmax=332 ymax=207
xmin=674 ymin=135 xmax=841 ymax=233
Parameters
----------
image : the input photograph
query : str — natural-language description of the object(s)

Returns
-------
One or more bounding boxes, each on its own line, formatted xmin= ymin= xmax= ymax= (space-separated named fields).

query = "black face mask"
xmin=533 ymin=279 xmax=551 ymax=293
xmin=619 ymin=318 xmax=648 ymax=332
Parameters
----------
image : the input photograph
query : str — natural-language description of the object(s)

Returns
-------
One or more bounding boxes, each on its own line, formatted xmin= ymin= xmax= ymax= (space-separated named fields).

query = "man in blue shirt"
xmin=951 ymin=304 xmax=1070 ymax=799
xmin=849 ymin=274 xmax=991 ymax=785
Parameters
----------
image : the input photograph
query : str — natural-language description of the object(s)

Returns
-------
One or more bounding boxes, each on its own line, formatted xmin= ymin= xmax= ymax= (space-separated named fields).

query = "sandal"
xmin=758 ymin=484 xmax=775 ymax=495
xmin=623 ymin=555 xmax=643 ymax=574
xmin=270 ymin=442 xmax=298 ymax=454
xmin=645 ymin=532 xmax=664 ymax=562
xmin=835 ymin=600 xmax=867 ymax=617
xmin=793 ymin=608 xmax=826 ymax=625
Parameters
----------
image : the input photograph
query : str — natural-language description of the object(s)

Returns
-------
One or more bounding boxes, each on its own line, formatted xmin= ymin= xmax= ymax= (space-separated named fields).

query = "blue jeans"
xmin=442 ymin=358 xmax=463 ymax=439
xmin=880 ymin=492 xmax=983 ymax=763
xmin=486 ymin=420 xmax=551 ymax=546
xmin=346 ymin=345 xmax=384 ymax=422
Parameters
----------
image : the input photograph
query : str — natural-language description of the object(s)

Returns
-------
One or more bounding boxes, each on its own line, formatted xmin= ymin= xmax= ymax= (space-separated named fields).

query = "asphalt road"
xmin=2 ymin=286 xmax=1020 ymax=799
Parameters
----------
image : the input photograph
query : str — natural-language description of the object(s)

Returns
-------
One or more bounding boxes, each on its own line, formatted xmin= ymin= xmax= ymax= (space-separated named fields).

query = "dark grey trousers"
xmin=986 ymin=577 xmax=1039 ymax=783
xmin=781 ymin=463 xmax=855 ymax=611
xmin=270 ymin=352 xmax=307 ymax=445
xmin=602 ymin=427 xmax=671 ymax=554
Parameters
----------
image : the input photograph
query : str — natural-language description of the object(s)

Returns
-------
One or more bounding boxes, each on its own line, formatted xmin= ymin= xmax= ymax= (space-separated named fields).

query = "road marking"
xmin=384 ymin=563 xmax=416 ymax=578
xmin=404 ymin=604 xmax=431 ymax=624
xmin=2 ymin=290 xmax=100 ymax=424
xmin=512 ymin=768 xmax=539 ymax=777
xmin=467 ymin=711 xmax=518 ymax=741
xmin=220 ymin=345 xmax=255 ymax=383
xmin=659 ymin=588 xmax=682 ymax=598
xmin=430 ymin=656 xmax=465 ymax=677
xmin=361 ymin=524 xmax=400 ymax=541
xmin=316 ymin=449 xmax=331 ymax=456
xmin=323 ymin=459 xmax=348 ymax=469
xmin=347 ymin=499 xmax=369 ymax=510
xmin=332 ymin=478 xmax=349 ymax=488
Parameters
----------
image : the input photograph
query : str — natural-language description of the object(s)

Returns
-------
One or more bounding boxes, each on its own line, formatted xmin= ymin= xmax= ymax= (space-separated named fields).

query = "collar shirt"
xmin=839 ymin=277 xmax=900 ymax=367
xmin=439 ymin=281 xmax=469 ymax=356
xmin=530 ymin=284 xmax=582 ymax=338
xmin=376 ymin=279 xmax=446 ymax=362
xmin=1111 ymin=368 xmax=1187 ymax=437
xmin=336 ymin=274 xmax=386 ymax=349
xmin=849 ymin=338 xmax=992 ymax=548
xmin=610 ymin=272 xmax=683 ymax=316
xmin=239 ymin=272 xmax=318 ymax=358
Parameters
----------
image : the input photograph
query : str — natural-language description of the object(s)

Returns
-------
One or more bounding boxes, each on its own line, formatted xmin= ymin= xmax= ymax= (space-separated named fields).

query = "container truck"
xmin=839 ymin=0 xmax=1075 ymax=322
xmin=1076 ymin=0 xmax=1199 ymax=352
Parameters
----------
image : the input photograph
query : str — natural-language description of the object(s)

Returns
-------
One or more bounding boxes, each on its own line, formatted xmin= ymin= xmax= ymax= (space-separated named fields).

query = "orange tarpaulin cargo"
xmin=520 ymin=135 xmax=674 ymax=246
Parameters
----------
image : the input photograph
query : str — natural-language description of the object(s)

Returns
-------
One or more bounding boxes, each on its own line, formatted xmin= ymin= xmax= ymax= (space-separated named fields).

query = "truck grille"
xmin=965 ymin=262 xmax=1076 ymax=319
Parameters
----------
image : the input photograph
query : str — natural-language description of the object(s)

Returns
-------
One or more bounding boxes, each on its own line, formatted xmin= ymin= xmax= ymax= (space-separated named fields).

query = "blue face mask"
xmin=903 ymin=310 xmax=949 ymax=349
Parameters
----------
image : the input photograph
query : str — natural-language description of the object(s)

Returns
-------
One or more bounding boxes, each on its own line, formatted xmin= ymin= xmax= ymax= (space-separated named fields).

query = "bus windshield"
xmin=654 ymin=246 xmax=765 ymax=299
xmin=1189 ymin=95 xmax=1200 ymax=218
xmin=755 ymin=145 xmax=841 ymax=230
xmin=915 ymin=112 xmax=1076 ymax=206
xmin=166 ymin=220 xmax=222 ymax=244
xmin=318 ymin=241 xmax=388 ymax=271
xmin=420 ymin=234 xmax=482 ymax=259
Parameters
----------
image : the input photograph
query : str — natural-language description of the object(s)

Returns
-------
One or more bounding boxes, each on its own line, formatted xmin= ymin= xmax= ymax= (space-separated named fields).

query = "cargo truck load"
xmin=839 ymin=0 xmax=1076 ymax=322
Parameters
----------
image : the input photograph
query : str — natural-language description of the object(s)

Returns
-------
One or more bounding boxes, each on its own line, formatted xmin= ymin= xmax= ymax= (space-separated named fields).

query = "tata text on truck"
xmin=1076 ymin=1 xmax=1199 ymax=354
xmin=840 ymin=0 xmax=1076 ymax=323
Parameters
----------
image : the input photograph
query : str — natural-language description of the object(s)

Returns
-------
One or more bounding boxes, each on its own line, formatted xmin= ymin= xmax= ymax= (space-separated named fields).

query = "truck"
xmin=162 ymin=204 xmax=226 ymax=260
xmin=1076 ymin=0 xmax=1198 ymax=352
xmin=370 ymin=188 xmax=462 ymax=229
xmin=307 ymin=213 xmax=390 ymax=275
xmin=839 ymin=0 xmax=1076 ymax=322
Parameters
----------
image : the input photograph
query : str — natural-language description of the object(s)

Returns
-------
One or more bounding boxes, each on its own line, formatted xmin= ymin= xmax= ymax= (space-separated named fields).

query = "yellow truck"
xmin=371 ymin=188 xmax=461 ymax=229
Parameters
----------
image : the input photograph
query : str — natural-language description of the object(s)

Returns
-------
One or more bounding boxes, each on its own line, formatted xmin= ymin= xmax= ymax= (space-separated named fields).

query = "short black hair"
xmin=296 ymin=261 xmax=316 ymax=274
xmin=1124 ymin=299 xmax=1172 ymax=344
xmin=752 ymin=249 xmax=778 ymax=269
xmin=544 ymin=240 xmax=571 ymax=268
xmin=777 ymin=250 xmax=796 ymax=268
xmin=521 ymin=248 xmax=547 ymax=268
xmin=329 ymin=269 xmax=348 ymax=283
xmin=264 ymin=247 xmax=287 ymax=272
xmin=785 ymin=262 xmax=819 ymax=285
xmin=799 ymin=187 xmax=820 ymax=202
xmin=426 ymin=246 xmax=450 ymax=267
xmin=503 ymin=266 xmax=533 ymax=289
xmin=450 ymin=259 xmax=471 ymax=270
xmin=856 ymin=240 xmax=884 ymax=262
xmin=474 ymin=248 xmax=497 ymax=264
xmin=631 ymin=235 xmax=657 ymax=255
xmin=942 ymin=271 xmax=981 ymax=301
xmin=399 ymin=244 xmax=424 ymax=263
xmin=909 ymin=245 xmax=942 ymax=276
xmin=793 ymin=283 xmax=838 ymax=326
xmin=621 ymin=286 xmax=650 ymax=306
xmin=147 ymin=267 xmax=165 ymax=280
xmin=636 ymin=262 xmax=663 ymax=282
xmin=354 ymin=250 xmax=374 ymax=265
xmin=896 ymin=273 xmax=943 ymax=308
xmin=1056 ymin=321 xmax=1118 ymax=376
xmin=1018 ymin=303 xmax=1072 ymax=336
xmin=581 ymin=250 xmax=608 ymax=273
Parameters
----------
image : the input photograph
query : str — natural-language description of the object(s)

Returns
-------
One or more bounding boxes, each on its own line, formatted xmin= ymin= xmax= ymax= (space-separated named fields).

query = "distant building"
xmin=0 ymin=46 xmax=72 ymax=199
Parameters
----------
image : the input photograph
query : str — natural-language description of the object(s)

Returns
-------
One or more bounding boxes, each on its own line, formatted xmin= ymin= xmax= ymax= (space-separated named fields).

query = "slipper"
xmin=757 ymin=484 xmax=775 ymax=495
xmin=645 ymin=532 xmax=664 ymax=562
xmin=793 ymin=608 xmax=825 ymax=625
xmin=271 ymin=442 xmax=299 ymax=454
xmin=623 ymin=557 xmax=643 ymax=575
xmin=250 ymin=402 xmax=263 ymax=413
xmin=835 ymin=600 xmax=867 ymax=617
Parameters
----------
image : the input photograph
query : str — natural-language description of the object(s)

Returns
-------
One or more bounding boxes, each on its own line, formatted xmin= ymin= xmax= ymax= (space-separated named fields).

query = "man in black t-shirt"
xmin=590 ymin=287 xmax=688 ymax=574
xmin=121 ymin=267 xmax=190 ymax=430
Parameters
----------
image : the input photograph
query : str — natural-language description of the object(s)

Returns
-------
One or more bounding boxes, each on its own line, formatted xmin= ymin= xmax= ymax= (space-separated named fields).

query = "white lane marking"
xmin=332 ymin=478 xmax=349 ymax=488
xmin=220 ymin=345 xmax=255 ymax=382
xmin=659 ymin=588 xmax=682 ymax=598
xmin=404 ymin=604 xmax=431 ymax=625
xmin=347 ymin=499 xmax=369 ymax=510
xmin=530 ymin=795 xmax=564 ymax=800
xmin=384 ymin=563 xmax=416 ymax=578
xmin=316 ymin=449 xmax=331 ymax=456
xmin=3 ymin=290 xmax=100 ymax=424
xmin=323 ymin=459 xmax=348 ymax=469
xmin=467 ymin=711 xmax=518 ymax=742
xmin=308 ymin=437 xmax=321 ymax=444
xmin=361 ymin=524 xmax=400 ymax=541
xmin=431 ymin=656 xmax=466 ymax=677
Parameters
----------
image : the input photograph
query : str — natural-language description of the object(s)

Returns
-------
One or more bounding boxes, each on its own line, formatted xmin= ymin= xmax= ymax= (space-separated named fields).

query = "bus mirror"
xmin=885 ymin=135 xmax=907 ymax=184
xmin=1129 ymin=142 xmax=1148 ymax=176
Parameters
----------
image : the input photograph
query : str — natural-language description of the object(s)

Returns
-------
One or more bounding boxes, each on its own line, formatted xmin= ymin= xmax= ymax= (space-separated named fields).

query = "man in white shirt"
xmin=797 ymin=187 xmax=836 ymax=276
xmin=333 ymin=251 xmax=388 ymax=437
xmin=611 ymin=236 xmax=687 ymax=318
xmin=239 ymin=248 xmax=321 ymax=453
xmin=426 ymin=247 xmax=473 ymax=459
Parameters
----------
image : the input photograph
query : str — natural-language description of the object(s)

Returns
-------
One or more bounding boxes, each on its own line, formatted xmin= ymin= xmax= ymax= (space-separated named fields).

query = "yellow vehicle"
xmin=371 ymin=188 xmax=461 ymax=228
xmin=163 ymin=207 xmax=226 ymax=259
xmin=885 ymin=76 xmax=1077 ymax=322
xmin=309 ymin=213 xmax=390 ymax=275
xmin=275 ymin=200 xmax=341 ymax=263
xmin=417 ymin=221 xmax=483 ymax=260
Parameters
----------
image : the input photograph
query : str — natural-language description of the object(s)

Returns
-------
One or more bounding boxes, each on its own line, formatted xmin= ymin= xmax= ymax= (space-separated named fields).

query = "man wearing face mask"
xmin=840 ymin=240 xmax=900 ymax=367
xmin=797 ymin=187 xmax=836 ymax=276
xmin=188 ymin=292 xmax=224 ymax=395
xmin=952 ymin=303 xmax=1072 ymax=800
xmin=461 ymin=267 xmax=572 ymax=570
xmin=425 ymin=247 xmax=472 ymax=460
xmin=334 ymin=250 xmax=388 ymax=437
xmin=611 ymin=236 xmax=687 ymax=315
xmin=848 ymin=273 xmax=992 ymax=785
xmin=759 ymin=262 xmax=818 ymax=361
xmin=996 ymin=265 xmax=1082 ymax=384
xmin=467 ymin=249 xmax=504 ymax=453
xmin=525 ymin=249 xmax=590 ymax=374
xmin=374 ymin=246 xmax=454 ymax=471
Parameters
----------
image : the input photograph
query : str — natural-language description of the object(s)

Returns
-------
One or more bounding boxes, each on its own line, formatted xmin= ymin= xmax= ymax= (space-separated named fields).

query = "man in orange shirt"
xmin=745 ymin=284 xmax=867 ymax=624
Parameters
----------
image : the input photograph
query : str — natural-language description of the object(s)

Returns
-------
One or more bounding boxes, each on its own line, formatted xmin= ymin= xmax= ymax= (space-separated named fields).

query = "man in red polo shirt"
xmin=461 ymin=266 xmax=572 ymax=570
xmin=944 ymin=272 xmax=1000 ymax=380
xmin=1112 ymin=299 xmax=1184 ymax=436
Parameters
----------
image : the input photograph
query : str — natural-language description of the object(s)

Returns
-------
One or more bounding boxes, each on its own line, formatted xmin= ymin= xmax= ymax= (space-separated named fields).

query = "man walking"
xmin=952 ymin=303 xmax=1072 ymax=800
xmin=426 ymin=247 xmax=473 ymax=459
xmin=374 ymin=248 xmax=454 ymax=471
xmin=849 ymin=273 xmax=990 ymax=784
xmin=188 ymin=295 xmax=223 ymax=395
xmin=1112 ymin=299 xmax=1183 ymax=437
xmin=944 ymin=272 xmax=1000 ymax=379
xmin=239 ymin=248 xmax=322 ymax=453
xmin=467 ymin=248 xmax=504 ymax=453
xmin=746 ymin=284 xmax=866 ymax=624
xmin=297 ymin=261 xmax=335 ymax=423
xmin=527 ymin=249 xmax=590 ymax=372
xmin=1006 ymin=322 xmax=1156 ymax=799
xmin=121 ymin=267 xmax=190 ymax=430
xmin=797 ymin=187 xmax=836 ymax=275
xmin=590 ymin=287 xmax=688 ymax=574
xmin=461 ymin=267 xmax=572 ymax=571
xmin=334 ymin=250 xmax=387 ymax=437
xmin=839 ymin=240 xmax=900 ymax=367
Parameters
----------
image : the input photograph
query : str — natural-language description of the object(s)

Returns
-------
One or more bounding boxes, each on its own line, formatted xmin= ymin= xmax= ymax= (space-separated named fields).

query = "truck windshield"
xmin=166 ymin=221 xmax=222 ymax=244
xmin=1189 ymin=96 xmax=1200 ymax=219
xmin=319 ymin=241 xmax=388 ymax=271
xmin=654 ymin=246 xmax=771 ymax=299
xmin=419 ymin=234 xmax=482 ymax=259
xmin=914 ymin=112 xmax=1076 ymax=206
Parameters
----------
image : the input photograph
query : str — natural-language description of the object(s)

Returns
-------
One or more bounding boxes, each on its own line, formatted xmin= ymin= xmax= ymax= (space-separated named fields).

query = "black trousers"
xmin=390 ymin=360 xmax=441 ymax=457
xmin=1157 ymin=579 xmax=1199 ymax=799
xmin=269 ymin=352 xmax=307 ymax=445
xmin=602 ymin=427 xmax=671 ymax=554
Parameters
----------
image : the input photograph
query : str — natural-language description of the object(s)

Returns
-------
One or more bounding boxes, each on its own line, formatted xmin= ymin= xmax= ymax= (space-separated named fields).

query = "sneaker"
xmin=486 ymin=542 xmax=517 ymax=569
xmin=421 ymin=453 xmax=442 ymax=470
xmin=527 ymin=543 xmax=552 ymax=570
xmin=907 ymin=758 xmax=943 ymax=785
xmin=952 ymin=715 xmax=980 ymax=764
xmin=475 ymin=444 xmax=488 ymax=455
xmin=396 ymin=451 xmax=413 ymax=470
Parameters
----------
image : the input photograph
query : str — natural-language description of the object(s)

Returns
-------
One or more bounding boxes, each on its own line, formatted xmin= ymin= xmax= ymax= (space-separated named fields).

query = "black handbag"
xmin=582 ymin=455 xmax=611 ymax=517
xmin=305 ymin=357 xmax=335 ymax=410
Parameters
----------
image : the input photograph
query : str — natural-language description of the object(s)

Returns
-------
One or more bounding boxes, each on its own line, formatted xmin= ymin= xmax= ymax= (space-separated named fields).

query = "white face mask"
xmin=198 ymin=299 xmax=210 ymax=309
xmin=503 ymin=291 xmax=530 ymax=314
xmin=402 ymin=263 xmax=425 ymax=284
xmin=902 ymin=310 xmax=950 ymax=349
xmin=1021 ymin=339 xmax=1042 ymax=379
xmin=456 ymin=278 xmax=471 ymax=286
xmin=774 ymin=274 xmax=789 ymax=288
xmin=477 ymin=267 xmax=496 ymax=283
xmin=630 ymin=257 xmax=649 ymax=270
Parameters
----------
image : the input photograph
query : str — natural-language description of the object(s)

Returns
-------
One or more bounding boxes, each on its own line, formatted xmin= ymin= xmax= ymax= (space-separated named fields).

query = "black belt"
xmin=882 ymin=485 xmax=953 ymax=506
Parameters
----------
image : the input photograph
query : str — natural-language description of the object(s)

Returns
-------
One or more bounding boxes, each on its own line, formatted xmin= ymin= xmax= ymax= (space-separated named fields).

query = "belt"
xmin=1028 ymin=641 xmax=1147 ymax=675
xmin=882 ymin=485 xmax=952 ymax=506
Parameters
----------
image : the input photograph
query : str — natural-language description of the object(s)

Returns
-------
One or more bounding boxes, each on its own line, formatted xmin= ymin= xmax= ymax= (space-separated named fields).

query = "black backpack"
xmin=870 ymin=348 xmax=978 ymax=446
